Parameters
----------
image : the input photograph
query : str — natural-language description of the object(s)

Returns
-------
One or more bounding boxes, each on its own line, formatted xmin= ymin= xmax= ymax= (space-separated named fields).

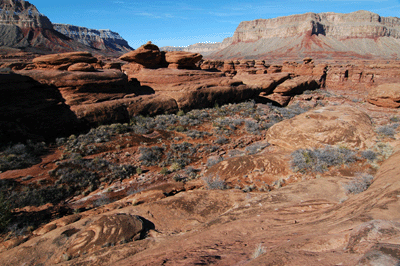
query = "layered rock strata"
xmin=53 ymin=24 xmax=133 ymax=53
xmin=207 ymin=11 xmax=400 ymax=60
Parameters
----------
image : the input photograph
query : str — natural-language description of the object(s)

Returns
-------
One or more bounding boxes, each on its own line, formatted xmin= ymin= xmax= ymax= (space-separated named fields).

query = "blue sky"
xmin=33 ymin=0 xmax=400 ymax=49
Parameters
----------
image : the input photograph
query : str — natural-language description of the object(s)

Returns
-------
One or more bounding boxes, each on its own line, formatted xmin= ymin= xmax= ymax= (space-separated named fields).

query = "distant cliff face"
xmin=161 ymin=37 xmax=232 ymax=56
xmin=232 ymin=11 xmax=400 ymax=42
xmin=53 ymin=24 xmax=133 ymax=53
xmin=209 ymin=11 xmax=400 ymax=60
xmin=0 ymin=0 xmax=132 ymax=55
xmin=0 ymin=0 xmax=52 ymax=29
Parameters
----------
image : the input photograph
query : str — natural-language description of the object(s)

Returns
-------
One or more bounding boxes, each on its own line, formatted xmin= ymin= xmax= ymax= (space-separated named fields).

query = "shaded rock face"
xmin=208 ymin=10 xmax=400 ymax=60
xmin=0 ymin=70 xmax=80 ymax=142
xmin=53 ymin=24 xmax=133 ymax=53
xmin=266 ymin=105 xmax=376 ymax=150
xmin=367 ymin=83 xmax=400 ymax=108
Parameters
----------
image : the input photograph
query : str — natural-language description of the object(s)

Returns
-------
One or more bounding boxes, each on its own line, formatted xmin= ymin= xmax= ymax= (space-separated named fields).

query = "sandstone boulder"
xmin=367 ymin=83 xmax=400 ymax=108
xmin=65 ymin=214 xmax=144 ymax=259
xmin=165 ymin=51 xmax=202 ymax=69
xmin=273 ymin=76 xmax=319 ymax=95
xmin=236 ymin=73 xmax=290 ymax=94
xmin=17 ymin=69 xmax=135 ymax=106
xmin=67 ymin=62 xmax=96 ymax=72
xmin=266 ymin=106 xmax=376 ymax=150
xmin=32 ymin=52 xmax=98 ymax=70
xmin=119 ymin=41 xmax=162 ymax=68
xmin=264 ymin=76 xmax=320 ymax=106
xmin=103 ymin=62 xmax=122 ymax=70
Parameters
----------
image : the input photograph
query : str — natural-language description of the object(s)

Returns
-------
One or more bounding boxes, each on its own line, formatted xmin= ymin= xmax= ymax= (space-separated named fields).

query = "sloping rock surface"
xmin=266 ymin=105 xmax=376 ymax=150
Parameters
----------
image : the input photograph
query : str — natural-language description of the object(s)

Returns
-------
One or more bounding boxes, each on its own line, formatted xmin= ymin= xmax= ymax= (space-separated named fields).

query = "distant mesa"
xmin=163 ymin=10 xmax=400 ymax=61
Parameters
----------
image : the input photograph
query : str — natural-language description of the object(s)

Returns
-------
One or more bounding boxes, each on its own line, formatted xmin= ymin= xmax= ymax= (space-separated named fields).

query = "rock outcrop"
xmin=266 ymin=105 xmax=376 ymax=150
xmin=208 ymin=11 xmax=400 ymax=60
xmin=32 ymin=52 xmax=98 ymax=70
xmin=53 ymin=24 xmax=133 ymax=54
xmin=164 ymin=51 xmax=202 ymax=69
xmin=367 ymin=83 xmax=400 ymax=108
xmin=119 ymin=42 xmax=162 ymax=69
xmin=20 ymin=69 xmax=128 ymax=102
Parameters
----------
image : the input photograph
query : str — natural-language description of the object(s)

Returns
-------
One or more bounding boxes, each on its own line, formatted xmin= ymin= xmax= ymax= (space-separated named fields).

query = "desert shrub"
xmin=160 ymin=167 xmax=169 ymax=175
xmin=93 ymin=194 xmax=112 ymax=207
xmin=245 ymin=142 xmax=270 ymax=155
xmin=202 ymin=176 xmax=227 ymax=190
xmin=138 ymin=146 xmax=164 ymax=166
xmin=344 ymin=173 xmax=374 ymax=194
xmin=272 ymin=103 xmax=309 ymax=120
xmin=0 ymin=141 xmax=46 ymax=172
xmin=253 ymin=244 xmax=266 ymax=259
xmin=185 ymin=166 xmax=199 ymax=179
xmin=291 ymin=146 xmax=358 ymax=173
xmin=169 ymin=162 xmax=182 ymax=172
xmin=206 ymin=156 xmax=224 ymax=168
xmin=376 ymin=124 xmax=398 ymax=138
xmin=244 ymin=120 xmax=260 ymax=134
xmin=215 ymin=137 xmax=229 ymax=145
xmin=15 ymin=186 xmax=69 ymax=207
xmin=106 ymin=164 xmax=136 ymax=181
xmin=0 ymin=193 xmax=11 ymax=232
xmin=374 ymin=142 xmax=394 ymax=161
xmin=60 ymin=124 xmax=133 ymax=156
xmin=185 ymin=130 xmax=212 ymax=139
xmin=173 ymin=174 xmax=186 ymax=182
xmin=361 ymin=150 xmax=377 ymax=161
xmin=171 ymin=142 xmax=193 ymax=152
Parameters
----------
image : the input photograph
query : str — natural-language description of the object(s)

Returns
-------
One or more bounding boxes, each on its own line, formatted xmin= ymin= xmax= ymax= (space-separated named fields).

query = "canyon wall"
xmin=53 ymin=24 xmax=133 ymax=53
xmin=208 ymin=11 xmax=400 ymax=60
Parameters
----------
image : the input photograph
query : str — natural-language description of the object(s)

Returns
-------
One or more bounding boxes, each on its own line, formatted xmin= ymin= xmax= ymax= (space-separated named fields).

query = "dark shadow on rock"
xmin=254 ymin=96 xmax=283 ymax=107
xmin=0 ymin=72 xmax=84 ymax=144
xmin=133 ymin=85 xmax=155 ymax=96
xmin=138 ymin=216 xmax=156 ymax=239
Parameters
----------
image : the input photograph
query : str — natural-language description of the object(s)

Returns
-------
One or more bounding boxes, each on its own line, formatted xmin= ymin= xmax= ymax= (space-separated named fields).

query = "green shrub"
xmin=0 ymin=141 xmax=46 ymax=172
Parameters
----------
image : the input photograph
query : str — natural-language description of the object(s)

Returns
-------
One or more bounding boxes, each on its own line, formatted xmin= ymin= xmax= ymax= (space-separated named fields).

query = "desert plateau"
xmin=1 ymin=0 xmax=400 ymax=265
